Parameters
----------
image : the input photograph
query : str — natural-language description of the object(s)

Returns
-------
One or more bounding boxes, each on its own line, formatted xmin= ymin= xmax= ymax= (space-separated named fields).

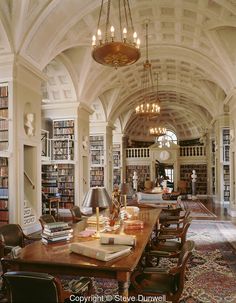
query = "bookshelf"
xmin=222 ymin=128 xmax=230 ymax=202
xmin=0 ymin=157 xmax=9 ymax=224
xmin=52 ymin=120 xmax=74 ymax=160
xmin=113 ymin=144 xmax=121 ymax=185
xmin=42 ymin=164 xmax=75 ymax=210
xmin=0 ymin=84 xmax=9 ymax=151
xmin=90 ymin=135 xmax=104 ymax=187
xmin=222 ymin=128 xmax=230 ymax=162
xmin=126 ymin=165 xmax=150 ymax=189
xmin=57 ymin=164 xmax=74 ymax=209
xmin=211 ymin=140 xmax=216 ymax=195
xmin=180 ymin=164 xmax=207 ymax=194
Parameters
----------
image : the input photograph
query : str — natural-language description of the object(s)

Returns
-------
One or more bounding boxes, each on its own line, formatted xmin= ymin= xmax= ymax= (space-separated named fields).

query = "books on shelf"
xmin=100 ymin=234 xmax=136 ymax=247
xmin=69 ymin=239 xmax=132 ymax=261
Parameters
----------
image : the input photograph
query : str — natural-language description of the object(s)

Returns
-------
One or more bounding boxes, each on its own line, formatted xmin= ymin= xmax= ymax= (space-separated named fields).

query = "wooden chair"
xmin=70 ymin=206 xmax=85 ymax=223
xmin=0 ymin=224 xmax=40 ymax=258
xmin=148 ymin=217 xmax=192 ymax=260
xmin=39 ymin=214 xmax=56 ymax=230
xmin=177 ymin=180 xmax=188 ymax=194
xmin=131 ymin=240 xmax=195 ymax=303
xmin=2 ymin=271 xmax=92 ymax=303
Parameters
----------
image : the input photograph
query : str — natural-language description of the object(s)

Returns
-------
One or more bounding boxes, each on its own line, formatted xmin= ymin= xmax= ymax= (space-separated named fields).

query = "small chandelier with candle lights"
xmin=135 ymin=23 xmax=160 ymax=116
xmin=149 ymin=126 xmax=166 ymax=137
xmin=92 ymin=0 xmax=140 ymax=68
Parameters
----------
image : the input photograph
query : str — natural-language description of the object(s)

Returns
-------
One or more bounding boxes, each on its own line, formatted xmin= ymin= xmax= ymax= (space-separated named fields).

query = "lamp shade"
xmin=82 ymin=187 xmax=112 ymax=212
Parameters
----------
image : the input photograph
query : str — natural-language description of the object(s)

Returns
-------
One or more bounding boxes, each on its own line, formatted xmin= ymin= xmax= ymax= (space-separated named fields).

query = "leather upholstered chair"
xmin=39 ymin=214 xmax=56 ymax=230
xmin=130 ymin=240 xmax=195 ymax=303
xmin=70 ymin=206 xmax=84 ymax=223
xmin=2 ymin=271 xmax=92 ymax=303
xmin=0 ymin=224 xmax=40 ymax=258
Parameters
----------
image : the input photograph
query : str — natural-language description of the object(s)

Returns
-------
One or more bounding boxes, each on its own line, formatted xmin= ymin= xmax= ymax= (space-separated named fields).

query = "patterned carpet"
xmin=91 ymin=220 xmax=236 ymax=303
xmin=180 ymin=199 xmax=217 ymax=219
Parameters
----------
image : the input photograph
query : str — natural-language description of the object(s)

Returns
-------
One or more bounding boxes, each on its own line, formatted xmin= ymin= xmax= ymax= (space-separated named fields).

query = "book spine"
xmin=101 ymin=238 xmax=135 ymax=246
xmin=43 ymin=229 xmax=73 ymax=236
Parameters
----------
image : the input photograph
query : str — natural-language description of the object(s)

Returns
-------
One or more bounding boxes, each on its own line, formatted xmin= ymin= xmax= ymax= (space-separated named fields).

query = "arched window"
xmin=156 ymin=130 xmax=177 ymax=147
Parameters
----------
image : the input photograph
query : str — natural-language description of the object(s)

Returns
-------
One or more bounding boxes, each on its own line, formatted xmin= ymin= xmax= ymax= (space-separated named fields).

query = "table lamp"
xmin=120 ymin=182 xmax=129 ymax=210
xmin=82 ymin=187 xmax=112 ymax=237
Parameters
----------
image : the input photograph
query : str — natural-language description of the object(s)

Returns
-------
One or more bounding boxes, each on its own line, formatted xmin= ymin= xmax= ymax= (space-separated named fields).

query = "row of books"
xmin=42 ymin=221 xmax=73 ymax=244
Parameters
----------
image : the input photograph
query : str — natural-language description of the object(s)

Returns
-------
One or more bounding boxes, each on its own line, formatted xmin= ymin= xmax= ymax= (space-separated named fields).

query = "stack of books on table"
xmin=42 ymin=222 xmax=73 ymax=244
xmin=123 ymin=219 xmax=144 ymax=231
xmin=86 ymin=215 xmax=107 ymax=230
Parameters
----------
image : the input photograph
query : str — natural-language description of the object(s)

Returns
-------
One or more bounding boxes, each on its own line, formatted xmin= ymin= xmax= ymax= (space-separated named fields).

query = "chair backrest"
xmin=39 ymin=214 xmax=56 ymax=230
xmin=70 ymin=206 xmax=82 ymax=222
xmin=3 ymin=271 xmax=63 ymax=303
xmin=0 ymin=224 xmax=25 ymax=248
xmin=177 ymin=180 xmax=188 ymax=194
xmin=172 ymin=240 xmax=194 ymax=294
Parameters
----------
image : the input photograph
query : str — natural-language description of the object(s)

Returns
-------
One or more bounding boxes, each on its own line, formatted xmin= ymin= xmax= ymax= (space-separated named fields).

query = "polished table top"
xmin=3 ymin=207 xmax=161 ymax=299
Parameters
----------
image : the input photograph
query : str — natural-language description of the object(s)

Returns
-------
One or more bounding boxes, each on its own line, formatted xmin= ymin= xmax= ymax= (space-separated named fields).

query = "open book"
xmin=69 ymin=239 xmax=132 ymax=261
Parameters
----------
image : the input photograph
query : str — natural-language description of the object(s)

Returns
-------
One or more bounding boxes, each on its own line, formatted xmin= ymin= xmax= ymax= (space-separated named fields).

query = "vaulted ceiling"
xmin=1 ymin=0 xmax=236 ymax=141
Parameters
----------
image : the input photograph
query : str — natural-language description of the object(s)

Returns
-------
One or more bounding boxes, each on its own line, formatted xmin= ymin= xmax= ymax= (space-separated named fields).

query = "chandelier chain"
xmin=119 ymin=0 xmax=122 ymax=40
xmin=97 ymin=0 xmax=104 ymax=33
xmin=127 ymin=0 xmax=135 ymax=33
xmin=105 ymin=0 xmax=111 ymax=42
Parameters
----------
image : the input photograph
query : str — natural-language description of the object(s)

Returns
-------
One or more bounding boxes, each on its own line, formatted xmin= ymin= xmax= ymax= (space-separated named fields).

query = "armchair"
xmin=39 ymin=214 xmax=56 ymax=230
xmin=0 ymin=224 xmax=40 ymax=258
xmin=131 ymin=240 xmax=195 ymax=303
xmin=2 ymin=271 xmax=92 ymax=303
xmin=70 ymin=206 xmax=86 ymax=223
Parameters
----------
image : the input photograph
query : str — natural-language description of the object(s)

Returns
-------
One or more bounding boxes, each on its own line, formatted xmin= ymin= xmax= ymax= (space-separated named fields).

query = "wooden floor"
xmin=202 ymin=197 xmax=236 ymax=224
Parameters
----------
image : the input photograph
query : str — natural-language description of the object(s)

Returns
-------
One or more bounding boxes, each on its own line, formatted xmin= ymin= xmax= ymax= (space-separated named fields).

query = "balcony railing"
xmin=41 ymin=136 xmax=74 ymax=161
xmin=179 ymin=145 xmax=206 ymax=157
xmin=126 ymin=145 xmax=206 ymax=159
xmin=126 ymin=148 xmax=150 ymax=158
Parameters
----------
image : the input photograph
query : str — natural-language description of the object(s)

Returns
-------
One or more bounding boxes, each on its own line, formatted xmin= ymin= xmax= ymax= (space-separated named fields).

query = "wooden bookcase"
xmin=52 ymin=120 xmax=74 ymax=160
xmin=0 ymin=84 xmax=9 ymax=151
xmin=42 ymin=164 xmax=75 ymax=210
xmin=113 ymin=144 xmax=121 ymax=185
xmin=222 ymin=128 xmax=230 ymax=202
xmin=90 ymin=135 xmax=104 ymax=187
xmin=57 ymin=164 xmax=74 ymax=208
xmin=126 ymin=165 xmax=150 ymax=189
xmin=0 ymin=157 xmax=9 ymax=225
xmin=180 ymin=164 xmax=207 ymax=194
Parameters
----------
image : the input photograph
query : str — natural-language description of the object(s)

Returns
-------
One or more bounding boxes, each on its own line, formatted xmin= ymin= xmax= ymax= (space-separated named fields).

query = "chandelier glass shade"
xmin=92 ymin=0 xmax=140 ymax=68
xmin=135 ymin=23 xmax=160 ymax=116
xmin=149 ymin=126 xmax=166 ymax=137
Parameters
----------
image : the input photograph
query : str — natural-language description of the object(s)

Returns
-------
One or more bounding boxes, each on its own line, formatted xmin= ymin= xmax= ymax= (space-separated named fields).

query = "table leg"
xmin=117 ymin=272 xmax=130 ymax=302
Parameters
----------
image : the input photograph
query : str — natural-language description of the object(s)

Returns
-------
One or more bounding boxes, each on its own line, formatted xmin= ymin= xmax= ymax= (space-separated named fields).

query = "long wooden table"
xmin=2 ymin=208 xmax=161 ymax=301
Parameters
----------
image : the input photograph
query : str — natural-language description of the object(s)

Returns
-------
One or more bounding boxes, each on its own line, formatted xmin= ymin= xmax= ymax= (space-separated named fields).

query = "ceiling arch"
xmin=0 ymin=0 xmax=236 ymax=140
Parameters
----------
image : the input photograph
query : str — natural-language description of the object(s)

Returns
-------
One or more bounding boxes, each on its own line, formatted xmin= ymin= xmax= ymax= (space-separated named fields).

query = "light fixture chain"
xmin=119 ymin=0 xmax=122 ymax=40
xmin=105 ymin=0 xmax=111 ymax=42
xmin=127 ymin=0 xmax=135 ymax=33
xmin=145 ymin=22 xmax=149 ymax=62
xmin=123 ymin=0 xmax=129 ymax=34
xmin=97 ymin=0 xmax=104 ymax=34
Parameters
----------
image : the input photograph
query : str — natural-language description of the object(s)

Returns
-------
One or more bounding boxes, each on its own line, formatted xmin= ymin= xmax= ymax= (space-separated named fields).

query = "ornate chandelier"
xmin=92 ymin=0 xmax=140 ymax=68
xmin=135 ymin=23 xmax=160 ymax=116
xmin=149 ymin=126 xmax=166 ymax=137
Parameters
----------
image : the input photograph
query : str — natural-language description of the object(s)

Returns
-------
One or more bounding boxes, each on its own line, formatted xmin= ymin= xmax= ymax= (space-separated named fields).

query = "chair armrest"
xmin=23 ymin=234 xmax=41 ymax=241
xmin=147 ymin=250 xmax=172 ymax=257
xmin=143 ymin=267 xmax=169 ymax=274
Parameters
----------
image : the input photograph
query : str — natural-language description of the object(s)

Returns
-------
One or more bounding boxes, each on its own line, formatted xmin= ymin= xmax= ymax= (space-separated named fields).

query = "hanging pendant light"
xmin=135 ymin=23 xmax=160 ymax=116
xmin=92 ymin=0 xmax=141 ymax=68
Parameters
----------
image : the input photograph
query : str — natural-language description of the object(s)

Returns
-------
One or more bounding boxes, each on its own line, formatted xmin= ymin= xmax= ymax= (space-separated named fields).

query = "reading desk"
xmin=2 ymin=208 xmax=161 ymax=301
